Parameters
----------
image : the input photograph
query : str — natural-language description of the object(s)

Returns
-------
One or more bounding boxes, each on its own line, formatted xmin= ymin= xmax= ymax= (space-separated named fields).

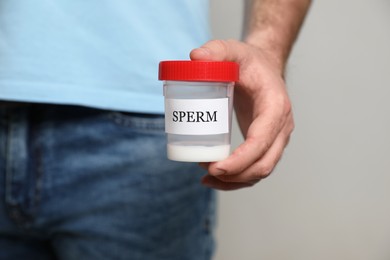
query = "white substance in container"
xmin=167 ymin=144 xmax=230 ymax=162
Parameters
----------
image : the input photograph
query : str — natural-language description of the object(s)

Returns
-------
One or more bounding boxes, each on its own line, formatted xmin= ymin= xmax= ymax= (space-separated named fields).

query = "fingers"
xmin=201 ymin=115 xmax=294 ymax=190
xmin=190 ymin=39 xmax=250 ymax=63
xmin=213 ymin=126 xmax=291 ymax=184
xmin=209 ymin=103 xmax=289 ymax=176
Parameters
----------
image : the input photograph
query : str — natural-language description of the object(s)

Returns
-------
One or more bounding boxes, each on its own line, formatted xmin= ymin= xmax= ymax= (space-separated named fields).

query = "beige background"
xmin=210 ymin=0 xmax=390 ymax=259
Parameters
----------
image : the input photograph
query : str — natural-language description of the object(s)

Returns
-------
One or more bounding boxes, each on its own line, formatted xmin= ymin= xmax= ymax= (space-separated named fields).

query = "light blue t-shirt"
xmin=0 ymin=1 xmax=210 ymax=113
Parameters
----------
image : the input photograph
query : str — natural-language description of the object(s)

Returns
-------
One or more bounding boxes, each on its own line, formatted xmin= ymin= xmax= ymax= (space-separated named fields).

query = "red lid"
xmin=159 ymin=60 xmax=239 ymax=82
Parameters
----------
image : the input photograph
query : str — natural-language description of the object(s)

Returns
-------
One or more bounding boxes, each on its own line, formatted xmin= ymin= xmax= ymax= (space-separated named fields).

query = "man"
xmin=0 ymin=0 xmax=311 ymax=259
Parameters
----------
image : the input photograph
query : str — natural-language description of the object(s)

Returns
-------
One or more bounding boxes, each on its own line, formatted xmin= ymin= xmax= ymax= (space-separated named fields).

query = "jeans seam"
xmin=5 ymin=112 xmax=16 ymax=207
xmin=4 ymin=108 xmax=37 ymax=227
xmin=4 ymin=110 xmax=28 ymax=227
xmin=32 ymin=143 xmax=43 ymax=218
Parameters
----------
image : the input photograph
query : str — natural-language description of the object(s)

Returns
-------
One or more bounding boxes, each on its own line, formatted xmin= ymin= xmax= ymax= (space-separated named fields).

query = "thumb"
xmin=190 ymin=39 xmax=248 ymax=63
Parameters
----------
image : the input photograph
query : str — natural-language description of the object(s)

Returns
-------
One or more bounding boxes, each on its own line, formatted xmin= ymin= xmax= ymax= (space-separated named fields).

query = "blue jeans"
xmin=0 ymin=104 xmax=215 ymax=260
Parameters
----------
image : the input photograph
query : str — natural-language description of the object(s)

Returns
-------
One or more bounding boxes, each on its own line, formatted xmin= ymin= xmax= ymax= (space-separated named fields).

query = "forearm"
xmin=244 ymin=0 xmax=312 ymax=70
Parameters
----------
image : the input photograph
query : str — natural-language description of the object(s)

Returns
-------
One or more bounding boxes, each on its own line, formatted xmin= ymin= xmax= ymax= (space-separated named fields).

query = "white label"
xmin=165 ymin=98 xmax=229 ymax=135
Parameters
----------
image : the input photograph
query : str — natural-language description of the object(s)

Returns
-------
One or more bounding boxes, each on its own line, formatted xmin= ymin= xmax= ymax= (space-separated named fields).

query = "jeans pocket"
xmin=107 ymin=111 xmax=165 ymax=132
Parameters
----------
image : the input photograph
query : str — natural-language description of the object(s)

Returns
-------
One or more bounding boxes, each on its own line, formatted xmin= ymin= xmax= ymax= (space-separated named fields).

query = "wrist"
xmin=244 ymin=32 xmax=287 ymax=75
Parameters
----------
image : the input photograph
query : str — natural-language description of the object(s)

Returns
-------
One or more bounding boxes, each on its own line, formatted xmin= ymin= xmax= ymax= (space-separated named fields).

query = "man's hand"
xmin=190 ymin=39 xmax=294 ymax=190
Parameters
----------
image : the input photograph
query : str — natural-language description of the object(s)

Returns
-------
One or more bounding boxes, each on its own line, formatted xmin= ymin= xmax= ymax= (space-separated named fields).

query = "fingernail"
xmin=194 ymin=47 xmax=211 ymax=57
xmin=213 ymin=168 xmax=226 ymax=176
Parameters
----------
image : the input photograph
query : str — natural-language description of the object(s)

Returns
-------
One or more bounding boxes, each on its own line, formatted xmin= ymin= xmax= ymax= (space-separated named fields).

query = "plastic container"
xmin=159 ymin=60 xmax=239 ymax=162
